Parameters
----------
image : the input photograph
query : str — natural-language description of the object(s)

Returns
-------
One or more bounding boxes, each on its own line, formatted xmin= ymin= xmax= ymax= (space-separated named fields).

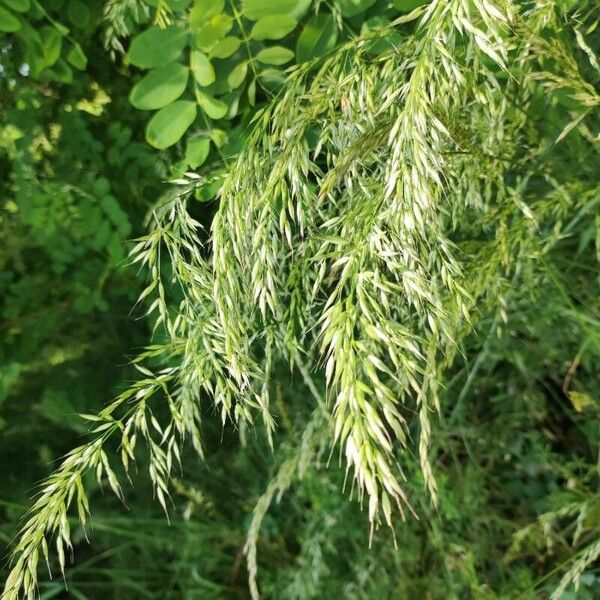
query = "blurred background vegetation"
xmin=1 ymin=0 xmax=599 ymax=598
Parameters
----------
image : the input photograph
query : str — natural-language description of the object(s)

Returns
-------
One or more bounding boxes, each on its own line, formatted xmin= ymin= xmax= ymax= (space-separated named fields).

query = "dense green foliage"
xmin=1 ymin=1 xmax=599 ymax=599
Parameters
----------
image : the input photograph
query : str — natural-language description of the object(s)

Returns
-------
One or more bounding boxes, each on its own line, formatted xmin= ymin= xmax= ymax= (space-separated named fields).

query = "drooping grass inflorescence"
xmin=3 ymin=1 xmax=600 ymax=598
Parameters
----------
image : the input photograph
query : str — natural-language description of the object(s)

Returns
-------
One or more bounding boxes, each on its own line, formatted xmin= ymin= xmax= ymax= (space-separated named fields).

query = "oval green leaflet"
xmin=40 ymin=26 xmax=63 ymax=69
xmin=3 ymin=0 xmax=30 ymax=12
xmin=130 ymin=63 xmax=190 ymax=110
xmin=296 ymin=14 xmax=338 ymax=63
xmin=145 ymin=100 xmax=197 ymax=149
xmin=250 ymin=15 xmax=297 ymax=41
xmin=185 ymin=137 xmax=211 ymax=168
xmin=227 ymin=61 xmax=248 ymax=90
xmin=194 ymin=14 xmax=233 ymax=52
xmin=209 ymin=36 xmax=241 ymax=59
xmin=189 ymin=0 xmax=224 ymax=27
xmin=190 ymin=51 xmax=215 ymax=86
xmin=243 ymin=0 xmax=300 ymax=20
xmin=67 ymin=0 xmax=91 ymax=27
xmin=127 ymin=26 xmax=188 ymax=69
xmin=255 ymin=46 xmax=294 ymax=65
xmin=195 ymin=89 xmax=228 ymax=119
xmin=66 ymin=42 xmax=87 ymax=70
xmin=338 ymin=0 xmax=377 ymax=17
xmin=0 ymin=7 xmax=21 ymax=32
